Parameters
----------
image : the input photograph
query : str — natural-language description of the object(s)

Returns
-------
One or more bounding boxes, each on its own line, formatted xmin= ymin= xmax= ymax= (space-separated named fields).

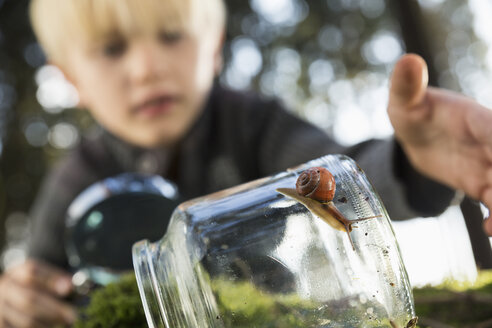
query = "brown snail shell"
xmin=295 ymin=167 xmax=336 ymax=202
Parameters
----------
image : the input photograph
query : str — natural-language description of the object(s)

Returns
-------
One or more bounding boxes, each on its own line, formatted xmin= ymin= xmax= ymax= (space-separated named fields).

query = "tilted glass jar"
xmin=132 ymin=155 xmax=417 ymax=328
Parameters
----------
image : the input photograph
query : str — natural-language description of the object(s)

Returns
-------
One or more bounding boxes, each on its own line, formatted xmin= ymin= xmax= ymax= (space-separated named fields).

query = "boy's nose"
xmin=128 ymin=42 xmax=167 ymax=84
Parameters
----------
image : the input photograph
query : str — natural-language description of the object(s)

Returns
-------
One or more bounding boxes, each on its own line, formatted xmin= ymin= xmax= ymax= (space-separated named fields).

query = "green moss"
xmin=73 ymin=273 xmax=409 ymax=327
xmin=212 ymin=278 xmax=406 ymax=327
xmin=75 ymin=271 xmax=492 ymax=327
xmin=212 ymin=278 xmax=320 ymax=327
xmin=414 ymin=270 xmax=492 ymax=327
xmin=73 ymin=274 xmax=147 ymax=328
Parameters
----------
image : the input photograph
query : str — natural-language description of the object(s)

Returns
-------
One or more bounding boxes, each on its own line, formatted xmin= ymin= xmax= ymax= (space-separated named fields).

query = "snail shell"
xmin=296 ymin=167 xmax=336 ymax=202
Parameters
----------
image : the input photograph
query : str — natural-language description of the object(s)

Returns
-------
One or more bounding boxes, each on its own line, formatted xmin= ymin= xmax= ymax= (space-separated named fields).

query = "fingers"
xmin=466 ymin=102 xmax=492 ymax=148
xmin=0 ymin=260 xmax=76 ymax=328
xmin=388 ymin=53 xmax=428 ymax=110
xmin=2 ymin=277 xmax=76 ymax=326
xmin=482 ymin=170 xmax=492 ymax=236
xmin=6 ymin=259 xmax=72 ymax=297
xmin=2 ymin=303 xmax=50 ymax=328
xmin=483 ymin=216 xmax=492 ymax=236
xmin=480 ymin=168 xmax=492 ymax=236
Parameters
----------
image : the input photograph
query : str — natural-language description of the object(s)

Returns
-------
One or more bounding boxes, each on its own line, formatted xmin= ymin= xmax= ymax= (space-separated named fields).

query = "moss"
xmin=414 ymin=270 xmax=492 ymax=327
xmin=73 ymin=274 xmax=147 ymax=328
xmin=75 ymin=271 xmax=492 ymax=327
xmin=212 ymin=278 xmax=320 ymax=327
xmin=212 ymin=278 xmax=407 ymax=327
xmin=74 ymin=274 xmax=407 ymax=327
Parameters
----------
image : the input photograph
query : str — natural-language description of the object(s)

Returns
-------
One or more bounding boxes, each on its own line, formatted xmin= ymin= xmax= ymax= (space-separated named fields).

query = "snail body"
xmin=276 ymin=166 xmax=380 ymax=250
xmin=275 ymin=187 xmax=347 ymax=231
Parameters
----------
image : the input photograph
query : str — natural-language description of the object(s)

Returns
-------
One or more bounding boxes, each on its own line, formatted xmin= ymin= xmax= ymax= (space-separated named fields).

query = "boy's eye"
xmin=159 ymin=31 xmax=183 ymax=45
xmin=102 ymin=39 xmax=127 ymax=58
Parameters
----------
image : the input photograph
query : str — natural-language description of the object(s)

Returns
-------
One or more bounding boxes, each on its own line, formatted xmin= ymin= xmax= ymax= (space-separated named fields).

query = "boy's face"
xmin=61 ymin=26 xmax=222 ymax=148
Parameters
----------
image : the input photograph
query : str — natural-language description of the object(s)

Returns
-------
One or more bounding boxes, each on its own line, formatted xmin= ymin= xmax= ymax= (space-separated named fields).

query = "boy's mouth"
xmin=134 ymin=95 xmax=178 ymax=118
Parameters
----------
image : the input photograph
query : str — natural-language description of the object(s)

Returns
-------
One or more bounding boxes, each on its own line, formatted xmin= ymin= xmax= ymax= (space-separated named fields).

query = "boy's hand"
xmin=0 ymin=259 xmax=76 ymax=328
xmin=388 ymin=54 xmax=492 ymax=234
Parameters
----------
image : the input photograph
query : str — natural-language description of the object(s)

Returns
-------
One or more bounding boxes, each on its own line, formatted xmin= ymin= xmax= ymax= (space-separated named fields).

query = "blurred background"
xmin=0 ymin=0 xmax=492 ymax=287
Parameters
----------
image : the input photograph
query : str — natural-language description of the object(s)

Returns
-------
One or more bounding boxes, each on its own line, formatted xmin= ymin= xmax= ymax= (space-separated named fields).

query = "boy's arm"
xmin=344 ymin=138 xmax=455 ymax=219
xmin=27 ymin=164 xmax=81 ymax=268
xmin=27 ymin=144 xmax=103 ymax=267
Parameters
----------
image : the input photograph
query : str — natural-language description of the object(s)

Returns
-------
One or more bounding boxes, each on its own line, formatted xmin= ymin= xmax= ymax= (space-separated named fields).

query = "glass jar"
xmin=132 ymin=155 xmax=417 ymax=328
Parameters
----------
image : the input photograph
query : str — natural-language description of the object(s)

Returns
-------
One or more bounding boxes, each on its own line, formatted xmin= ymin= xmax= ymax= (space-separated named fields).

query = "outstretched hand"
xmin=388 ymin=54 xmax=492 ymax=234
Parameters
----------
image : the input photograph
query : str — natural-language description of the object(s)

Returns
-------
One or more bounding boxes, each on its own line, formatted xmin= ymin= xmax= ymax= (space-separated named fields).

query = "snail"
xmin=276 ymin=167 xmax=381 ymax=250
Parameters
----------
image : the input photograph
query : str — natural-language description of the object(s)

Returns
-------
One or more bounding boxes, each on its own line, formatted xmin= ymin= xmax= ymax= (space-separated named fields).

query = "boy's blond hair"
xmin=29 ymin=0 xmax=226 ymax=66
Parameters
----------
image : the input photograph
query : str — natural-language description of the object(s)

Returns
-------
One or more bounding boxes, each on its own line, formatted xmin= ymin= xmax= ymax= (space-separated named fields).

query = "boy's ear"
xmin=213 ymin=30 xmax=225 ymax=76
xmin=51 ymin=61 xmax=87 ymax=109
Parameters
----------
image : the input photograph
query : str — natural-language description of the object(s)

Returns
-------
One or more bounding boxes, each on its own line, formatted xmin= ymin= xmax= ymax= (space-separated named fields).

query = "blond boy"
xmin=1 ymin=0 xmax=492 ymax=326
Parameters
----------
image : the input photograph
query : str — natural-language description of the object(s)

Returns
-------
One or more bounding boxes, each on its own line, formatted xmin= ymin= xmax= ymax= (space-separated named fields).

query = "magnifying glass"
xmin=65 ymin=173 xmax=180 ymax=294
